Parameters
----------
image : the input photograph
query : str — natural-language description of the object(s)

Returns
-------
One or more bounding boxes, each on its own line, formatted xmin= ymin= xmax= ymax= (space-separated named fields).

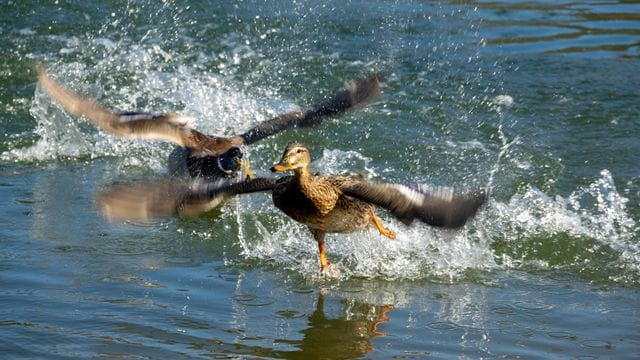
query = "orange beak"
xmin=270 ymin=161 xmax=292 ymax=173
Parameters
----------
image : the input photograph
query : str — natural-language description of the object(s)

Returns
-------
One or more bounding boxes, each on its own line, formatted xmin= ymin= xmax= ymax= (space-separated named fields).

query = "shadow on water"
xmin=281 ymin=291 xmax=393 ymax=359
xmin=87 ymin=289 xmax=394 ymax=359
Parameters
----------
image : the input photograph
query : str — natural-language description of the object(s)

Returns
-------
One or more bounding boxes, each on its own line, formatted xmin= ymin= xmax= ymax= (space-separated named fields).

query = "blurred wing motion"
xmin=38 ymin=66 xmax=383 ymax=154
xmin=239 ymin=72 xmax=384 ymax=145
xmin=341 ymin=182 xmax=486 ymax=228
xmin=98 ymin=173 xmax=485 ymax=229
xmin=98 ymin=177 xmax=278 ymax=221
xmin=37 ymin=66 xmax=220 ymax=152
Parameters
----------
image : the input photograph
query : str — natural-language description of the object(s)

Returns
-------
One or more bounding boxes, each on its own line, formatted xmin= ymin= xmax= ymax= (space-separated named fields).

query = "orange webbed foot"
xmin=370 ymin=209 xmax=396 ymax=239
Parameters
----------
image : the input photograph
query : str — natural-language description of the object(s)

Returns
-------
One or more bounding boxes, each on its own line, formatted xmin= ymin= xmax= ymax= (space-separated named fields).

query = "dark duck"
xmin=37 ymin=66 xmax=384 ymax=181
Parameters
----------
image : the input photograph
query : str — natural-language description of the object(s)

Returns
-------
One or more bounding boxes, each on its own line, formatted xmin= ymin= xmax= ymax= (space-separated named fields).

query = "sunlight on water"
xmin=2 ymin=0 xmax=638 ymax=287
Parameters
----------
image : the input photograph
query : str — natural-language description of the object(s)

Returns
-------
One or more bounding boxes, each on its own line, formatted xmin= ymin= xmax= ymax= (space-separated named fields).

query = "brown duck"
xmin=37 ymin=66 xmax=383 ymax=180
xmin=98 ymin=143 xmax=486 ymax=272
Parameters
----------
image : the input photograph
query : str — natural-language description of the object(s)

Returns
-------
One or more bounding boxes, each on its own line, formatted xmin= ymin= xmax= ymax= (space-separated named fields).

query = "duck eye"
xmin=296 ymin=148 xmax=306 ymax=154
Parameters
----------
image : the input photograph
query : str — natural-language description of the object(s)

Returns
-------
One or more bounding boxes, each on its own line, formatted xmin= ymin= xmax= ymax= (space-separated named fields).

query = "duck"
xmin=98 ymin=143 xmax=487 ymax=272
xmin=37 ymin=66 xmax=383 ymax=180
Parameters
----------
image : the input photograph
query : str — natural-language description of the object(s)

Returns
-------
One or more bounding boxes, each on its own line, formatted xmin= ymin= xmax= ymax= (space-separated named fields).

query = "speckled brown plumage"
xmin=270 ymin=144 xmax=379 ymax=235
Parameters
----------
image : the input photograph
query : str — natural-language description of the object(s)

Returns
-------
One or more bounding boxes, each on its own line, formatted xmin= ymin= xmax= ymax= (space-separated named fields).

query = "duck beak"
xmin=270 ymin=161 xmax=291 ymax=173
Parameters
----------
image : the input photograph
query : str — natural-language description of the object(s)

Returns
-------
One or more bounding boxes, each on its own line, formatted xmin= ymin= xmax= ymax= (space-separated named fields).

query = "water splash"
xmin=488 ymin=169 xmax=639 ymax=284
xmin=492 ymin=170 xmax=636 ymax=246
xmin=315 ymin=148 xmax=379 ymax=178
xmin=2 ymin=57 xmax=278 ymax=169
xmin=486 ymin=94 xmax=518 ymax=195
xmin=3 ymin=0 xmax=283 ymax=165
xmin=5 ymin=1 xmax=638 ymax=287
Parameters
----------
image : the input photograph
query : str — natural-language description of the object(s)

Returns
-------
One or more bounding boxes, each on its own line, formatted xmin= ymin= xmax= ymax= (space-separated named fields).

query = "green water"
xmin=1 ymin=1 xmax=639 ymax=358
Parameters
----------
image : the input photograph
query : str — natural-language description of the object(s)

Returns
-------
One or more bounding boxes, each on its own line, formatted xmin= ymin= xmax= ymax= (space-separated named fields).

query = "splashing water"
xmin=486 ymin=94 xmax=518 ymax=195
xmin=492 ymin=170 xmax=636 ymax=247
xmin=1 ymin=57 xmax=282 ymax=170
xmin=489 ymin=169 xmax=639 ymax=284
xmin=4 ymin=4 xmax=637 ymax=286
xmin=6 ymin=57 xmax=637 ymax=285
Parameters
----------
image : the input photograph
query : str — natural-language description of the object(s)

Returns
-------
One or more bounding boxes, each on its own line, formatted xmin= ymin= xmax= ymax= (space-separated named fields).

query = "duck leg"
xmin=370 ymin=208 xmax=396 ymax=239
xmin=311 ymin=228 xmax=331 ymax=271
xmin=242 ymin=159 xmax=254 ymax=180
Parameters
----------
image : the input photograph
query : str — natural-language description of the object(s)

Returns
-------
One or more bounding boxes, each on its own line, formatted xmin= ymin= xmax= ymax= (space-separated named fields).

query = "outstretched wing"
xmin=239 ymin=72 xmax=384 ymax=145
xmin=37 ymin=66 xmax=219 ymax=152
xmin=97 ymin=177 xmax=278 ymax=221
xmin=341 ymin=181 xmax=486 ymax=228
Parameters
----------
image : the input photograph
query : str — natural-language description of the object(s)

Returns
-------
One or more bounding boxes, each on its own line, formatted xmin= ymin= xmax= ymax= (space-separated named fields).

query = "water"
xmin=1 ymin=0 xmax=639 ymax=358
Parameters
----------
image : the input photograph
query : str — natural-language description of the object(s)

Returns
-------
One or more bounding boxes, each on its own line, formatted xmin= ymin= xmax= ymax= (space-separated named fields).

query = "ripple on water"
xmin=546 ymin=331 xmax=577 ymax=340
xmin=275 ymin=310 xmax=306 ymax=319
xmin=490 ymin=303 xmax=517 ymax=315
xmin=232 ymin=294 xmax=275 ymax=307
xmin=513 ymin=300 xmax=554 ymax=316
xmin=124 ymin=219 xmax=171 ymax=228
xmin=427 ymin=320 xmax=460 ymax=331
xmin=497 ymin=320 xmax=536 ymax=338
xmin=164 ymin=257 xmax=195 ymax=265
xmin=287 ymin=279 xmax=317 ymax=294
xmin=216 ymin=268 xmax=241 ymax=282
xmin=580 ymin=339 xmax=613 ymax=350
xmin=138 ymin=281 xmax=164 ymax=289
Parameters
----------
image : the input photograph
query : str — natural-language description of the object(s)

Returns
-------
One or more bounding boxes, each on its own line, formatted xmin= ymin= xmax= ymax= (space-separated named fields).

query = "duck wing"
xmin=98 ymin=177 xmax=278 ymax=221
xmin=239 ymin=72 xmax=384 ymax=145
xmin=37 ymin=66 xmax=228 ymax=152
xmin=340 ymin=181 xmax=486 ymax=228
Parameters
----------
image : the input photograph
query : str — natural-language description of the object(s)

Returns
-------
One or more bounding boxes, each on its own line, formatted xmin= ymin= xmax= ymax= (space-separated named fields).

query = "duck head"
xmin=270 ymin=143 xmax=311 ymax=173
xmin=216 ymin=146 xmax=244 ymax=176
xmin=187 ymin=146 xmax=243 ymax=179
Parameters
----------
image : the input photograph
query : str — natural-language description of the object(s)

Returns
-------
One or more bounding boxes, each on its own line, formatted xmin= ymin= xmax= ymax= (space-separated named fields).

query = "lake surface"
xmin=1 ymin=0 xmax=639 ymax=358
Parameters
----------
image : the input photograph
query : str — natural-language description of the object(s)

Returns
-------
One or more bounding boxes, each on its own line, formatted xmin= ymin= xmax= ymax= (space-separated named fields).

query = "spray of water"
xmin=9 ymin=53 xmax=638 ymax=285
xmin=5 ymin=2 xmax=638 ymax=285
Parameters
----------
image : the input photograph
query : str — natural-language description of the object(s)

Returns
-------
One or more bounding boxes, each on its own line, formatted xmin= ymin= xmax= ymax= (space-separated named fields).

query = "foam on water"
xmin=489 ymin=170 xmax=639 ymax=284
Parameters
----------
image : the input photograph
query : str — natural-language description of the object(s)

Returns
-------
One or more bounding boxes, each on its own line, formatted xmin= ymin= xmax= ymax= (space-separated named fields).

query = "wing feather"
xmin=239 ymin=72 xmax=384 ymax=145
xmin=38 ymin=67 xmax=382 ymax=152
xmin=341 ymin=181 xmax=486 ymax=228
xmin=97 ymin=177 xmax=278 ymax=221
xmin=37 ymin=66 xmax=208 ymax=150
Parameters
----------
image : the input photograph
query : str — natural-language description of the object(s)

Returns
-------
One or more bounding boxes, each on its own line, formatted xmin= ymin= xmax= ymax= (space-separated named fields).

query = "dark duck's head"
xmin=187 ymin=146 xmax=244 ymax=180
